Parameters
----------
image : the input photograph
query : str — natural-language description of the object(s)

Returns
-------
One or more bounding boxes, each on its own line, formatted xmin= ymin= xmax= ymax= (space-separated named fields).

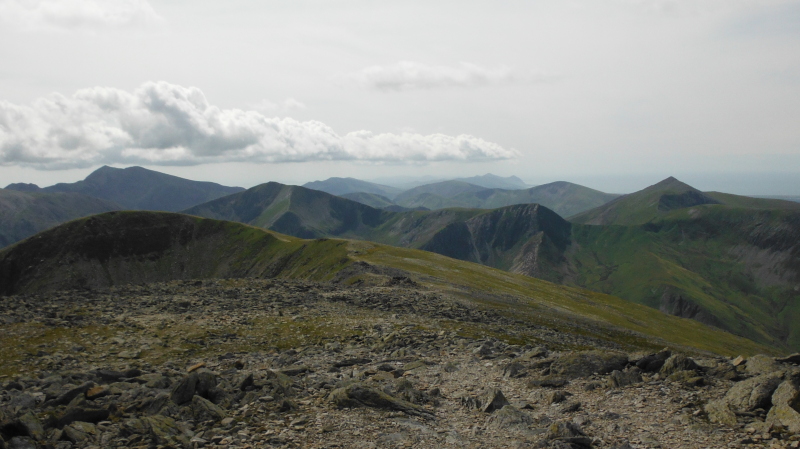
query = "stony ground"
xmin=1 ymin=279 xmax=799 ymax=449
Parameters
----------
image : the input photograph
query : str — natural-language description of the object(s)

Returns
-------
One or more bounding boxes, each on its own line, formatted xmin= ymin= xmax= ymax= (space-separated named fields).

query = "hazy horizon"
xmin=2 ymin=1 xmax=799 ymax=195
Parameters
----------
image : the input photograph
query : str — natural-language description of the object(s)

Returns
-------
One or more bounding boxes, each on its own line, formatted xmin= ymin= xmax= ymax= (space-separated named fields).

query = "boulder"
xmin=329 ymin=383 xmax=434 ymax=419
xmin=635 ymin=349 xmax=671 ymax=373
xmin=545 ymin=421 xmax=592 ymax=448
xmin=745 ymin=354 xmax=782 ymax=375
xmin=724 ymin=371 xmax=784 ymax=412
xmin=191 ymin=395 xmax=227 ymax=422
xmin=170 ymin=368 xmax=218 ymax=405
xmin=659 ymin=354 xmax=700 ymax=376
xmin=607 ymin=368 xmax=642 ymax=388
xmin=706 ymin=371 xmax=784 ymax=426
xmin=56 ymin=405 xmax=110 ymax=428
xmin=548 ymin=351 xmax=628 ymax=380
xmin=62 ymin=422 xmax=97 ymax=444
xmin=480 ymin=388 xmax=510 ymax=413
xmin=15 ymin=413 xmax=43 ymax=441
xmin=705 ymin=398 xmax=737 ymax=426
xmin=489 ymin=406 xmax=533 ymax=429
xmin=145 ymin=415 xmax=191 ymax=447
xmin=765 ymin=380 xmax=800 ymax=433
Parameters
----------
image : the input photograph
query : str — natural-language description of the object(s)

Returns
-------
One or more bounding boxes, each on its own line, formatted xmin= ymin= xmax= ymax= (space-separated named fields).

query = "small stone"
xmin=187 ymin=362 xmax=206 ymax=373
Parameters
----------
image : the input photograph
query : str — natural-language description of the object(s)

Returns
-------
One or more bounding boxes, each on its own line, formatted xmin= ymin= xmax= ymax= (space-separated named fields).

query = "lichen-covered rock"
xmin=765 ymin=380 xmax=800 ymax=433
xmin=705 ymin=398 xmax=737 ymax=426
xmin=546 ymin=420 xmax=592 ymax=448
xmin=608 ymin=367 xmax=642 ymax=388
xmin=145 ymin=414 xmax=191 ymax=447
xmin=724 ymin=371 xmax=783 ymax=412
xmin=489 ymin=405 xmax=533 ymax=429
xmin=659 ymin=354 xmax=700 ymax=376
xmin=329 ymin=383 xmax=434 ymax=418
xmin=745 ymin=354 xmax=782 ymax=376
xmin=480 ymin=388 xmax=510 ymax=413
xmin=62 ymin=421 xmax=97 ymax=444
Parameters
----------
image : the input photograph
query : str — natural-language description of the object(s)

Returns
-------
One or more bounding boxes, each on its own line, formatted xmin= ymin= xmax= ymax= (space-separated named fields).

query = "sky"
xmin=1 ymin=0 xmax=799 ymax=194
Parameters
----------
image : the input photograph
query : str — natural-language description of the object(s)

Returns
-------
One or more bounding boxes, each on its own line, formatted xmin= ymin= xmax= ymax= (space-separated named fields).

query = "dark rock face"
xmin=658 ymin=292 xmax=721 ymax=327
xmin=657 ymin=191 xmax=720 ymax=212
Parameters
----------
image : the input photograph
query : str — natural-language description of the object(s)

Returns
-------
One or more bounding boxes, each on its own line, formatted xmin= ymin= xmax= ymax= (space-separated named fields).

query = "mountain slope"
xmin=340 ymin=192 xmax=397 ymax=209
xmin=420 ymin=204 xmax=573 ymax=282
xmin=451 ymin=181 xmax=619 ymax=218
xmin=303 ymin=177 xmax=403 ymax=199
xmin=183 ymin=182 xmax=393 ymax=239
xmin=0 ymin=210 xmax=770 ymax=356
xmin=40 ymin=165 xmax=244 ymax=212
xmin=0 ymin=189 xmax=121 ymax=248
xmin=394 ymin=180 xmax=487 ymax=206
xmin=453 ymin=173 xmax=529 ymax=189
xmin=570 ymin=176 xmax=800 ymax=225
xmin=0 ymin=211 xmax=354 ymax=295
xmin=566 ymin=206 xmax=800 ymax=350
xmin=393 ymin=180 xmax=617 ymax=217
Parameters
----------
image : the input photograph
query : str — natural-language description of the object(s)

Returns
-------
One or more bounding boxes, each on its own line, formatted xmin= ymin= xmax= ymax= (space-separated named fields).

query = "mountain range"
xmin=2 ymin=166 xmax=799 ymax=352
xmin=1 ymin=166 xmax=243 ymax=248
xmin=305 ymin=176 xmax=618 ymax=217
xmin=180 ymin=176 xmax=800 ymax=351
xmin=0 ymin=210 xmax=768 ymax=357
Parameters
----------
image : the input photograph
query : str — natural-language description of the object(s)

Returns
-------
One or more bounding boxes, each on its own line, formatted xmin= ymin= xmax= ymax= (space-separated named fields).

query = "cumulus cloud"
xmin=0 ymin=81 xmax=517 ymax=169
xmin=346 ymin=61 xmax=548 ymax=91
xmin=0 ymin=0 xmax=163 ymax=30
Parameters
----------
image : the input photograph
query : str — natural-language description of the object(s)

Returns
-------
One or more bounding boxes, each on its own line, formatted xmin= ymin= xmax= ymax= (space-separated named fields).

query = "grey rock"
xmin=607 ymin=368 xmax=642 ymax=388
xmin=481 ymin=388 xmax=510 ymax=413
xmin=191 ymin=395 xmax=227 ymax=421
xmin=546 ymin=421 xmax=592 ymax=448
xmin=62 ymin=422 xmax=97 ymax=444
xmin=329 ymin=383 xmax=434 ymax=419
xmin=724 ymin=371 xmax=783 ymax=412
xmin=635 ymin=349 xmax=671 ymax=373
xmin=16 ymin=412 xmax=43 ymax=441
xmin=489 ymin=405 xmax=533 ymax=429
xmin=659 ymin=354 xmax=700 ymax=376
xmin=745 ymin=354 xmax=781 ymax=375
xmin=56 ymin=405 xmax=110 ymax=428
xmin=548 ymin=351 xmax=628 ymax=380
xmin=765 ymin=379 xmax=800 ymax=433
xmin=6 ymin=437 xmax=36 ymax=449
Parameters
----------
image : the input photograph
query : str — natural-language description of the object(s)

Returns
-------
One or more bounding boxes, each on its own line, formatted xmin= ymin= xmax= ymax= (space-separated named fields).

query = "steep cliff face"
xmin=421 ymin=204 xmax=573 ymax=282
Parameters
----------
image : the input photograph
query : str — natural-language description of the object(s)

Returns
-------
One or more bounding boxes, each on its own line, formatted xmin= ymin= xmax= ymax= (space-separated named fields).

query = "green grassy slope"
xmin=571 ymin=177 xmax=800 ymax=225
xmin=566 ymin=206 xmax=800 ymax=350
xmin=43 ymin=165 xmax=243 ymax=212
xmin=0 ymin=210 xmax=770 ymax=357
xmin=0 ymin=189 xmax=122 ymax=248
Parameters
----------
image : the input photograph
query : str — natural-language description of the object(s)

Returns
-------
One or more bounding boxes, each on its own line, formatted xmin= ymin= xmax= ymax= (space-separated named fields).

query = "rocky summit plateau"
xmin=1 ymin=278 xmax=800 ymax=449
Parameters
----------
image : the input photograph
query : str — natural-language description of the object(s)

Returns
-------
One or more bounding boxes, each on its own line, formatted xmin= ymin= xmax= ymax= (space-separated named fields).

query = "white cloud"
xmin=0 ymin=81 xmax=517 ymax=169
xmin=250 ymin=98 xmax=307 ymax=115
xmin=346 ymin=61 xmax=548 ymax=91
xmin=0 ymin=0 xmax=163 ymax=30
